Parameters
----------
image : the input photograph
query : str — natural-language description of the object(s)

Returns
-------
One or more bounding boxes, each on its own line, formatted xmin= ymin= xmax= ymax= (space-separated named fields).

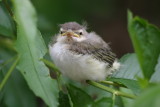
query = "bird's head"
xmin=58 ymin=22 xmax=88 ymax=43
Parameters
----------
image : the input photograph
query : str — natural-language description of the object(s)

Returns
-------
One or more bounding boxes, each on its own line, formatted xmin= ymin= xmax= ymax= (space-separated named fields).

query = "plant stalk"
xmin=112 ymin=93 xmax=116 ymax=107
xmin=101 ymin=80 xmax=126 ymax=88
xmin=40 ymin=59 xmax=60 ymax=73
xmin=87 ymin=80 xmax=136 ymax=99
xmin=0 ymin=56 xmax=19 ymax=91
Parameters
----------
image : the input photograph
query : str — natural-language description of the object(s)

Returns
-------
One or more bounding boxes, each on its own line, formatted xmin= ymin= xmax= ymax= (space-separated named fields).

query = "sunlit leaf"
xmin=12 ymin=0 xmax=59 ymax=106
xmin=128 ymin=10 xmax=160 ymax=79
xmin=112 ymin=53 xmax=143 ymax=80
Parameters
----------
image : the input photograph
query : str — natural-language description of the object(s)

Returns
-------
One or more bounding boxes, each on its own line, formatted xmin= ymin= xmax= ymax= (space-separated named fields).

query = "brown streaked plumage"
xmin=69 ymin=41 xmax=116 ymax=67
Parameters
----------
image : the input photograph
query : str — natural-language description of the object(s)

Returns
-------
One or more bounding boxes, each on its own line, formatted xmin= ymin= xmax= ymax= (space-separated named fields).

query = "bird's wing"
xmin=69 ymin=41 xmax=116 ymax=67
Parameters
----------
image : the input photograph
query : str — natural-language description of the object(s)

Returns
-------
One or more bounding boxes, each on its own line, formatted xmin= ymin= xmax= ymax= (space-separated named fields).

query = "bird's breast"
xmin=49 ymin=42 xmax=113 ymax=81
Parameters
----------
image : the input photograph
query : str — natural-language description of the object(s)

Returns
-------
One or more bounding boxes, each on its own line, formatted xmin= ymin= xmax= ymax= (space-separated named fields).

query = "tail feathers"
xmin=112 ymin=60 xmax=121 ymax=70
xmin=106 ymin=60 xmax=120 ymax=76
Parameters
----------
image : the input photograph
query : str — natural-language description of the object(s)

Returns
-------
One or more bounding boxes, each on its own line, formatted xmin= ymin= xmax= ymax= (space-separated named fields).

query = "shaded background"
xmin=31 ymin=0 xmax=160 ymax=58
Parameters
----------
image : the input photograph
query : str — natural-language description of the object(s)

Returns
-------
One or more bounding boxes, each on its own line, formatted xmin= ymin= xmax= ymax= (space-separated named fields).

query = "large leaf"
xmin=128 ymin=11 xmax=160 ymax=79
xmin=109 ymin=78 xmax=141 ymax=95
xmin=150 ymin=56 xmax=160 ymax=82
xmin=61 ymin=76 xmax=112 ymax=101
xmin=120 ymin=88 xmax=134 ymax=107
xmin=111 ymin=54 xmax=142 ymax=95
xmin=92 ymin=97 xmax=112 ymax=107
xmin=0 ymin=70 xmax=37 ymax=107
xmin=58 ymin=91 xmax=71 ymax=107
xmin=0 ymin=3 xmax=15 ymax=37
xmin=67 ymin=84 xmax=94 ymax=107
xmin=112 ymin=53 xmax=143 ymax=80
xmin=0 ymin=47 xmax=36 ymax=107
xmin=12 ymin=0 xmax=59 ymax=106
xmin=130 ymin=84 xmax=160 ymax=107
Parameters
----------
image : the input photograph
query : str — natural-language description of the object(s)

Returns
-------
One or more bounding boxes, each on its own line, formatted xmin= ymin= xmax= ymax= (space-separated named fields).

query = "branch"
xmin=40 ymin=58 xmax=60 ymax=73
xmin=87 ymin=80 xmax=136 ymax=99
xmin=101 ymin=80 xmax=126 ymax=88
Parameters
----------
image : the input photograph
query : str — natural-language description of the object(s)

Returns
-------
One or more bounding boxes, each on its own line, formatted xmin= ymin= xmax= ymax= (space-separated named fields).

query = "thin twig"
xmin=0 ymin=56 xmax=19 ymax=91
xmin=112 ymin=93 xmax=116 ymax=107
xmin=2 ymin=0 xmax=13 ymax=17
xmin=87 ymin=80 xmax=136 ymax=99
xmin=40 ymin=59 xmax=60 ymax=73
xmin=2 ymin=0 xmax=17 ymax=37
xmin=101 ymin=80 xmax=126 ymax=88
xmin=0 ymin=56 xmax=17 ymax=68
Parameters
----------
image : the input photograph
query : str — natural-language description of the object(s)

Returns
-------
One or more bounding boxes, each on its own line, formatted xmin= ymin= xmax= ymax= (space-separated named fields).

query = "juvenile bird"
xmin=49 ymin=22 xmax=120 ymax=81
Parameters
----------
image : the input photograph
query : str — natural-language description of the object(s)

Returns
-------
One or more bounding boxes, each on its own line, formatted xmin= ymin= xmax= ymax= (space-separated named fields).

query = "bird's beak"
xmin=61 ymin=32 xmax=80 ymax=38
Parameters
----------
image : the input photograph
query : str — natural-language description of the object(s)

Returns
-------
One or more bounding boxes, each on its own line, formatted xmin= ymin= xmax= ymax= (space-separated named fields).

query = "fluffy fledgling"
xmin=49 ymin=22 xmax=120 ymax=81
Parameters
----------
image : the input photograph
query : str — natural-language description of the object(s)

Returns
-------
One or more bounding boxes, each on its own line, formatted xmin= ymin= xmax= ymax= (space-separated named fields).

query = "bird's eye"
xmin=60 ymin=31 xmax=64 ymax=34
xmin=79 ymin=32 xmax=83 ymax=35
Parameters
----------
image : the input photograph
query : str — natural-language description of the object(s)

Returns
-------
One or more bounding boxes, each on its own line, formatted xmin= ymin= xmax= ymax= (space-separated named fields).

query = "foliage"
xmin=0 ymin=0 xmax=160 ymax=107
xmin=128 ymin=11 xmax=160 ymax=79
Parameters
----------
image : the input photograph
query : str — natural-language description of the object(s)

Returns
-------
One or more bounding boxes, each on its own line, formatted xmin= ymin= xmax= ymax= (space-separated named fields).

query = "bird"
xmin=49 ymin=22 xmax=120 ymax=82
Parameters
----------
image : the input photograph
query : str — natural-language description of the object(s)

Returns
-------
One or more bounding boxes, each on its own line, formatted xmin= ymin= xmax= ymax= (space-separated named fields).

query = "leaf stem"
xmin=41 ymin=58 xmax=62 ymax=90
xmin=2 ymin=0 xmax=17 ymax=37
xmin=40 ymin=58 xmax=60 ymax=73
xmin=0 ymin=56 xmax=17 ymax=69
xmin=2 ymin=0 xmax=13 ymax=17
xmin=87 ymin=80 xmax=136 ymax=99
xmin=101 ymin=80 xmax=126 ymax=88
xmin=0 ymin=56 xmax=19 ymax=91
xmin=112 ymin=93 xmax=116 ymax=107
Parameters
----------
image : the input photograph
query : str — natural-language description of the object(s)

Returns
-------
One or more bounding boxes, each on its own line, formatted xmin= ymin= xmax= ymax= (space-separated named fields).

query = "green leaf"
xmin=111 ymin=54 xmax=142 ymax=95
xmin=92 ymin=97 xmax=112 ymax=107
xmin=112 ymin=53 xmax=143 ymax=80
xmin=58 ymin=91 xmax=71 ymax=107
xmin=12 ymin=0 xmax=59 ymax=106
xmin=128 ymin=10 xmax=160 ymax=79
xmin=0 ymin=47 xmax=36 ymax=107
xmin=0 ymin=3 xmax=15 ymax=37
xmin=0 ymin=70 xmax=37 ymax=107
xmin=150 ymin=56 xmax=160 ymax=82
xmin=130 ymin=85 xmax=160 ymax=107
xmin=109 ymin=78 xmax=141 ymax=95
xmin=120 ymin=88 xmax=134 ymax=107
xmin=67 ymin=84 xmax=94 ymax=107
